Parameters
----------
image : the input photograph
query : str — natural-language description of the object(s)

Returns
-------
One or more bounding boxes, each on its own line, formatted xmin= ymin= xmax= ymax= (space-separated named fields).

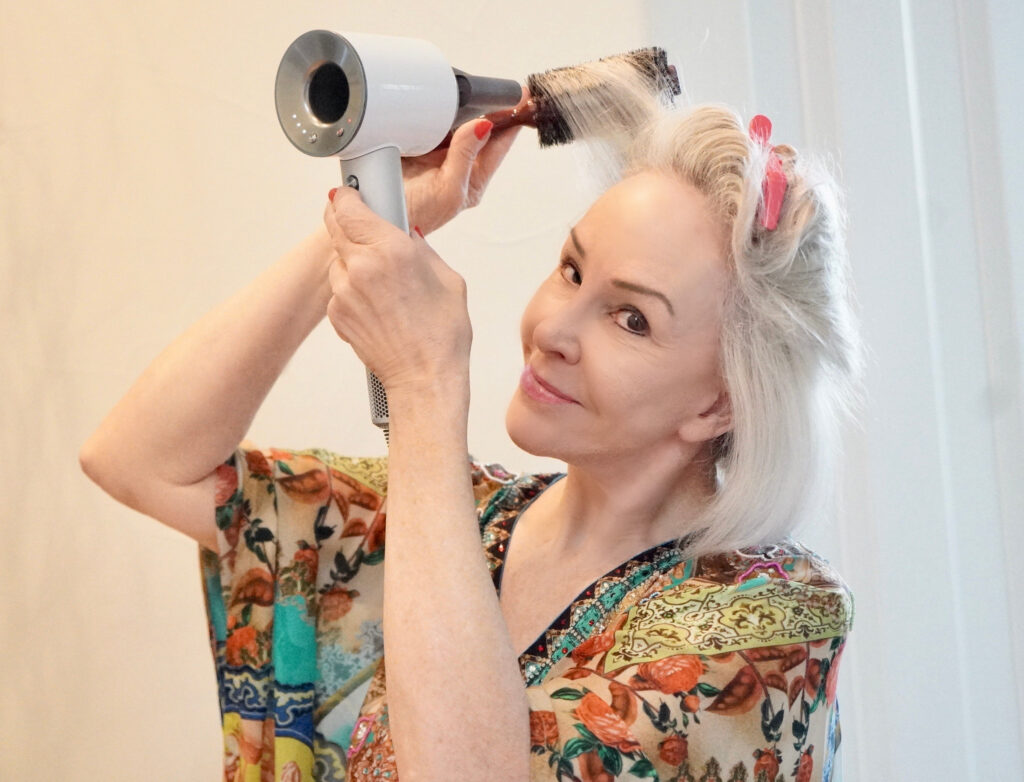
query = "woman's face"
xmin=505 ymin=169 xmax=732 ymax=467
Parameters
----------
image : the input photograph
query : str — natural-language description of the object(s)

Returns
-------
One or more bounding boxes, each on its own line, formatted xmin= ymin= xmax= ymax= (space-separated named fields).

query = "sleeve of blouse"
xmin=523 ymin=572 xmax=852 ymax=782
xmin=197 ymin=448 xmax=514 ymax=780
xmin=198 ymin=445 xmax=389 ymax=780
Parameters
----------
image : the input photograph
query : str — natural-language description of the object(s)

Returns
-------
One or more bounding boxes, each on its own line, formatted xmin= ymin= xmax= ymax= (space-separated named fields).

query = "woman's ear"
xmin=678 ymin=390 xmax=732 ymax=444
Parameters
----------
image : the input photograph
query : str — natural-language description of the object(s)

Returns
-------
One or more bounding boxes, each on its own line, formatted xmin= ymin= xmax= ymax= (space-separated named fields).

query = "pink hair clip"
xmin=748 ymin=114 xmax=787 ymax=231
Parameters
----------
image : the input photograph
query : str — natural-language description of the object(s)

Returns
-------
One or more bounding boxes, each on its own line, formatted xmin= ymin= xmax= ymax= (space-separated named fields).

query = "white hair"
xmin=625 ymin=105 xmax=863 ymax=557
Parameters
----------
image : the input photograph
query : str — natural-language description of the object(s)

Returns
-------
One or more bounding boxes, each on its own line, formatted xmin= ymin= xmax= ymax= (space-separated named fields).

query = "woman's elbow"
xmin=79 ymin=432 xmax=129 ymax=502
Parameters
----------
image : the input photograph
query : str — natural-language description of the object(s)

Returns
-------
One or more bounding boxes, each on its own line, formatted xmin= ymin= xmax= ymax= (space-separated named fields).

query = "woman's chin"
xmin=504 ymin=394 xmax=564 ymax=460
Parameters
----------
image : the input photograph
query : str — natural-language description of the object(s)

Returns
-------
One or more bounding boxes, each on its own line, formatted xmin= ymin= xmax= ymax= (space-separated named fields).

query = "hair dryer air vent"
xmin=275 ymin=30 xmax=458 ymax=159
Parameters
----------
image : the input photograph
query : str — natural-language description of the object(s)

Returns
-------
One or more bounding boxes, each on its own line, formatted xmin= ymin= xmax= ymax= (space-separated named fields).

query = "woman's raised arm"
xmin=80 ymin=117 xmax=519 ymax=551
xmin=79 ymin=227 xmax=336 ymax=550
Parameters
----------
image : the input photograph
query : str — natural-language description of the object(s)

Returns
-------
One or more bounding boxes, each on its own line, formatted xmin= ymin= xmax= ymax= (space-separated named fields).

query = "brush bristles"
xmin=527 ymin=47 xmax=680 ymax=148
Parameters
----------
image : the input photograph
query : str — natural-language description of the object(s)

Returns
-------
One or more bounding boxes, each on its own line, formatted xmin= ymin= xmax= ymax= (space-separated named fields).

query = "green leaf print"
xmin=628 ymin=758 xmax=660 ymax=779
xmin=550 ymin=687 xmax=584 ymax=700
xmin=313 ymin=505 xmax=334 ymax=542
xmin=697 ymin=682 xmax=722 ymax=697
xmin=597 ymin=744 xmax=623 ymax=776
xmin=215 ymin=496 xmax=237 ymax=530
xmin=555 ymin=758 xmax=575 ymax=782
xmin=562 ymin=737 xmax=596 ymax=759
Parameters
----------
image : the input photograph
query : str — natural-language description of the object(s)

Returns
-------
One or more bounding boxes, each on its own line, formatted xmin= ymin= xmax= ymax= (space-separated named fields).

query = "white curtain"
xmin=2 ymin=1 xmax=1020 ymax=779
xmin=644 ymin=1 xmax=1024 ymax=779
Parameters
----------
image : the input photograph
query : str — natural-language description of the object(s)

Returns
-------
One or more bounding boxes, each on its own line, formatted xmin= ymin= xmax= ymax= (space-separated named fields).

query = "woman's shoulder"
xmin=472 ymin=464 xmax=563 ymax=521
xmin=225 ymin=443 xmax=556 ymax=512
xmin=603 ymin=540 xmax=852 ymax=672
xmin=231 ymin=443 xmax=387 ymax=491
xmin=689 ymin=539 xmax=850 ymax=595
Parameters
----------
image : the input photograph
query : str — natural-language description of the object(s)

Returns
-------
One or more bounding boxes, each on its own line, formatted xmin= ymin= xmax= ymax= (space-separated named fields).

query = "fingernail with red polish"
xmin=474 ymin=119 xmax=494 ymax=140
xmin=413 ymin=225 xmax=424 ymax=238
xmin=328 ymin=188 xmax=337 ymax=201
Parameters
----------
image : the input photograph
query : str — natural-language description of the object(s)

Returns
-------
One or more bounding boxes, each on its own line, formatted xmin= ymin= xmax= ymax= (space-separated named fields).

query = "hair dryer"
xmin=275 ymin=30 xmax=522 ymax=441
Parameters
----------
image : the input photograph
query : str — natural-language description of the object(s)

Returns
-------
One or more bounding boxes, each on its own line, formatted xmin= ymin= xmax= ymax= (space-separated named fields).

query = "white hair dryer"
xmin=275 ymin=30 xmax=522 ymax=440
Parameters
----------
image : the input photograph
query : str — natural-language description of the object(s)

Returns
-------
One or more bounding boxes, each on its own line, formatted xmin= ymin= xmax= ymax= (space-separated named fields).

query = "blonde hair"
xmin=626 ymin=105 xmax=862 ymax=557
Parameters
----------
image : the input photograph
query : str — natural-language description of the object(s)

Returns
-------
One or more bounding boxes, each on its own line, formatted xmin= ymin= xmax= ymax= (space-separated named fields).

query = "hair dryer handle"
xmin=339 ymin=146 xmax=409 ymax=439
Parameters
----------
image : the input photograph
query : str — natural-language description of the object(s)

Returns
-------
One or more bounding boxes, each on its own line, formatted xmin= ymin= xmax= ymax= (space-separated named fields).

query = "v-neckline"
xmin=479 ymin=473 xmax=688 ymax=685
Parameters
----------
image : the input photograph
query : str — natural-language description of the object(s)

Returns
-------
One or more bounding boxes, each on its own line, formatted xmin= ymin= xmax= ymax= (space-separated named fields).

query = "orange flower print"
xmin=223 ymin=732 xmax=240 ymax=782
xmin=366 ymin=515 xmax=386 ymax=553
xmin=571 ymin=629 xmax=616 ymax=665
xmin=225 ymin=625 xmax=258 ymax=666
xmin=825 ymin=643 xmax=845 ymax=705
xmin=805 ymin=658 xmax=822 ymax=698
xmin=292 ymin=547 xmax=318 ymax=579
xmin=277 ymin=468 xmax=331 ymax=504
xmin=529 ymin=710 xmax=559 ymax=747
xmin=232 ymin=568 xmax=275 ymax=608
xmin=753 ymin=747 xmax=781 ymax=780
xmin=260 ymin=717 xmax=275 ymax=782
xmin=245 ymin=450 xmax=272 ymax=478
xmin=215 ymin=463 xmax=238 ymax=505
xmin=579 ymin=750 xmax=614 ymax=782
xmin=634 ymin=655 xmax=705 ymax=694
xmin=659 ymin=734 xmax=688 ymax=765
xmin=238 ymin=717 xmax=265 ymax=764
xmin=280 ymin=761 xmax=301 ymax=782
xmin=574 ymin=692 xmax=641 ymax=753
xmin=268 ymin=448 xmax=296 ymax=464
xmin=796 ymin=746 xmax=814 ymax=782
xmin=321 ymin=587 xmax=358 ymax=622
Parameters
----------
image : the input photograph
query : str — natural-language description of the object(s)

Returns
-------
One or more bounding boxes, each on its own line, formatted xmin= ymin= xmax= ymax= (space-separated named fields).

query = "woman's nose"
xmin=531 ymin=302 xmax=582 ymax=364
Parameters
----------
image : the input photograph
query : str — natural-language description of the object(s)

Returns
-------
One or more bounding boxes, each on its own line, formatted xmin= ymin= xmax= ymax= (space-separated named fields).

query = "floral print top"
xmin=200 ymin=446 xmax=852 ymax=782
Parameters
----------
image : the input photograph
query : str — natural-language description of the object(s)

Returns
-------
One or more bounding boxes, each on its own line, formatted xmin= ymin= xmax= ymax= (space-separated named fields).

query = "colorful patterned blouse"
xmin=200 ymin=446 xmax=852 ymax=782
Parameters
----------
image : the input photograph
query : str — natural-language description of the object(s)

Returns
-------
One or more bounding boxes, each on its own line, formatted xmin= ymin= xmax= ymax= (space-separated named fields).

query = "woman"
xmin=81 ymin=105 xmax=858 ymax=782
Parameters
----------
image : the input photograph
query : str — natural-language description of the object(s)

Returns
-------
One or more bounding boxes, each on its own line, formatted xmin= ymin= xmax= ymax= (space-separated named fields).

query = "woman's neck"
xmin=525 ymin=442 xmax=716 ymax=564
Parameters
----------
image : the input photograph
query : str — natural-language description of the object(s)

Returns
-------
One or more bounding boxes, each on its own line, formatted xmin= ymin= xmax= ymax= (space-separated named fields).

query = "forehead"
xmin=574 ymin=170 xmax=729 ymax=317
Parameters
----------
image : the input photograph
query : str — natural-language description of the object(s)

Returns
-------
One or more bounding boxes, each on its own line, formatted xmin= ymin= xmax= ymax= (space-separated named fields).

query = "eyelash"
xmin=558 ymin=258 xmax=650 ymax=337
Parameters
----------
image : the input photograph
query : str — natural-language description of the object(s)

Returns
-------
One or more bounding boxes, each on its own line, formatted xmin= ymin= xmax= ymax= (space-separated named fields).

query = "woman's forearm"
xmin=81 ymin=226 xmax=335 ymax=494
xmin=383 ymin=382 xmax=531 ymax=781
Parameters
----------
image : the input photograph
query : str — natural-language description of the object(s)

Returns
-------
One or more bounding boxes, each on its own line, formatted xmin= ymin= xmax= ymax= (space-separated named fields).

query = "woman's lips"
xmin=520 ymin=366 xmax=578 ymax=404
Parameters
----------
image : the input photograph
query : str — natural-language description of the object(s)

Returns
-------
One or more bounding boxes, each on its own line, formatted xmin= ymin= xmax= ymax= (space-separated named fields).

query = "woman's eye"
xmin=613 ymin=308 xmax=650 ymax=336
xmin=560 ymin=260 xmax=582 ymax=285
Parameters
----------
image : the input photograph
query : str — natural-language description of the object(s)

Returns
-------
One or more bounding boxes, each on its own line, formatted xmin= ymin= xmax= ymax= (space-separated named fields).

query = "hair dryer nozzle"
xmin=452 ymin=70 xmax=523 ymax=126
xmin=275 ymin=30 xmax=459 ymax=159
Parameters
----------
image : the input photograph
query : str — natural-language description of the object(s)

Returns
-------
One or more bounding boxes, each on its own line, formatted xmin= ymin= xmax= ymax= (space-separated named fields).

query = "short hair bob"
xmin=625 ymin=105 xmax=862 ymax=557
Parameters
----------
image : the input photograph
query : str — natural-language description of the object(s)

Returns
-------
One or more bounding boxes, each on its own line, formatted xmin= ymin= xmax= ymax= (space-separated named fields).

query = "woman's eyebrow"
xmin=611 ymin=279 xmax=675 ymax=315
xmin=570 ymin=226 xmax=586 ymax=257
xmin=570 ymin=226 xmax=675 ymax=316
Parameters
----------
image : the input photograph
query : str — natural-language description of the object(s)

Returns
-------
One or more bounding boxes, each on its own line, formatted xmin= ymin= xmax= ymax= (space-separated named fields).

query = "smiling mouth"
xmin=520 ymin=366 xmax=579 ymax=404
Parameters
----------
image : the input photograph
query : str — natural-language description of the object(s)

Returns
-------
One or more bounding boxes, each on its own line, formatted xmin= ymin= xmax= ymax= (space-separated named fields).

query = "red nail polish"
xmin=413 ymin=225 xmax=424 ymax=238
xmin=474 ymin=119 xmax=494 ymax=140
xmin=328 ymin=187 xmax=337 ymax=201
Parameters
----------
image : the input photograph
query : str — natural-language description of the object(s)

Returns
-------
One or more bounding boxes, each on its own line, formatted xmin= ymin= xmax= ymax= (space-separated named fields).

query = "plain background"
xmin=2 ymin=1 xmax=1021 ymax=779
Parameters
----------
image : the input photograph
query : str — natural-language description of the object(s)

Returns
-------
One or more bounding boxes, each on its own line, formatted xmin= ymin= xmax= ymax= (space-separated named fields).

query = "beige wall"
xmin=0 ymin=1 xmax=649 ymax=778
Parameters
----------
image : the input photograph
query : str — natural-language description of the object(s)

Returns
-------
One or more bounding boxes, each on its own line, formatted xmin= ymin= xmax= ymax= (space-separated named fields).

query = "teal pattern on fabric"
xmin=205 ymin=567 xmax=228 ymax=643
xmin=522 ymin=545 xmax=685 ymax=686
xmin=273 ymin=594 xmax=321 ymax=686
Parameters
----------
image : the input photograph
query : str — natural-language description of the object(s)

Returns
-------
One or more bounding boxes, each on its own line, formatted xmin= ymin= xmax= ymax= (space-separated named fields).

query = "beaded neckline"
xmin=478 ymin=473 xmax=689 ymax=686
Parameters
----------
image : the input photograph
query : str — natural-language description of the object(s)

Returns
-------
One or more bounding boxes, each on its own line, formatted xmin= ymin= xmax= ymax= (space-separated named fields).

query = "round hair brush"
xmin=438 ymin=47 xmax=681 ymax=149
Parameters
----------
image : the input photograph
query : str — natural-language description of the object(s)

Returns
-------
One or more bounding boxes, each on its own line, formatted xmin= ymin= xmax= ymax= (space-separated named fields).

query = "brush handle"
xmin=433 ymin=98 xmax=538 ymax=150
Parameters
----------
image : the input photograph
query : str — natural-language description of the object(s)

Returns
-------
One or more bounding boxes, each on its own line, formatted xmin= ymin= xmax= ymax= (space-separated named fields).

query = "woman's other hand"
xmin=402 ymin=114 xmax=521 ymax=235
xmin=324 ymin=187 xmax=471 ymax=398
